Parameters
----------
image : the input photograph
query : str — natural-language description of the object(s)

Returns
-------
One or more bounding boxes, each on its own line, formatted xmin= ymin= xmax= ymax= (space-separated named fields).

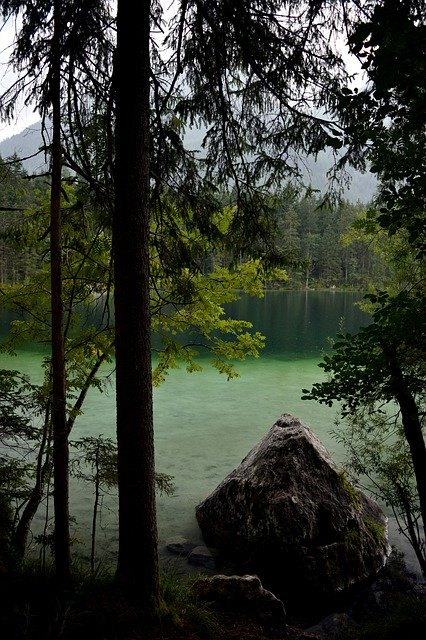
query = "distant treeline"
xmin=0 ymin=156 xmax=385 ymax=290
xmin=0 ymin=156 xmax=48 ymax=284
xmin=266 ymin=192 xmax=387 ymax=289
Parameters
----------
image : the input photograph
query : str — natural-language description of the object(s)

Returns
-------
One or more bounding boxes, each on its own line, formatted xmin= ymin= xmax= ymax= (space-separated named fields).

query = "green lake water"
xmin=0 ymin=290 xmax=418 ymax=574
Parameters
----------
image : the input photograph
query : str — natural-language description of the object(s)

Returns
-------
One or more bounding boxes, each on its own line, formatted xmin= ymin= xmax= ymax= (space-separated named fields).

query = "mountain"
xmin=0 ymin=122 xmax=377 ymax=203
xmin=0 ymin=122 xmax=48 ymax=175
xmin=298 ymin=149 xmax=377 ymax=204
xmin=184 ymin=126 xmax=377 ymax=204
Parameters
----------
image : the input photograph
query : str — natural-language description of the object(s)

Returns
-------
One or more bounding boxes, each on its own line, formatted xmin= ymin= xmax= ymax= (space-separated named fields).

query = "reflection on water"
xmin=225 ymin=290 xmax=368 ymax=358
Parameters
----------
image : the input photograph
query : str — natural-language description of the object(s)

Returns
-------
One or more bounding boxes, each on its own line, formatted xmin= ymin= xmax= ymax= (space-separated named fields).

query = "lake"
xmin=0 ymin=290 xmax=417 ymax=573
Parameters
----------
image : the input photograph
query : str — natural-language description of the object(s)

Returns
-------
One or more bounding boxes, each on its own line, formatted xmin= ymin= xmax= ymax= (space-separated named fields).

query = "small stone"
xmin=166 ymin=536 xmax=197 ymax=556
xmin=188 ymin=545 xmax=216 ymax=570
xmin=302 ymin=612 xmax=357 ymax=639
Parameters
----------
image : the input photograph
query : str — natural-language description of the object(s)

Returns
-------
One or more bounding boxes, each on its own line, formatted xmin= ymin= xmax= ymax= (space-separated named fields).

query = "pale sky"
xmin=0 ymin=3 xmax=363 ymax=144
xmin=0 ymin=15 xmax=40 ymax=142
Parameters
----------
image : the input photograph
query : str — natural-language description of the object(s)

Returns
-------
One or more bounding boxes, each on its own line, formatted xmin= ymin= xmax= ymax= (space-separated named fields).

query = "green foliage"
xmin=157 ymin=572 xmax=219 ymax=637
xmin=155 ymin=472 xmax=175 ymax=497
xmin=333 ymin=411 xmax=423 ymax=559
xmin=0 ymin=156 xmax=48 ymax=284
xmin=338 ymin=0 xmax=426 ymax=255
xmin=71 ymin=436 xmax=174 ymax=497
xmin=0 ymin=369 xmax=40 ymax=440
xmin=363 ymin=516 xmax=386 ymax=547
xmin=270 ymin=193 xmax=382 ymax=289
xmin=303 ymin=289 xmax=425 ymax=415
xmin=71 ymin=436 xmax=117 ymax=488
xmin=150 ymin=200 xmax=284 ymax=381
xmin=0 ymin=369 xmax=48 ymax=527
xmin=151 ymin=255 xmax=271 ymax=384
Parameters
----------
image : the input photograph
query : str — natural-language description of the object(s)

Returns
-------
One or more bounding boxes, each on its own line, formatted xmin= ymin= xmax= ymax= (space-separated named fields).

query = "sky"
xmin=0 ymin=15 xmax=40 ymax=142
xmin=0 ymin=3 xmax=363 ymax=144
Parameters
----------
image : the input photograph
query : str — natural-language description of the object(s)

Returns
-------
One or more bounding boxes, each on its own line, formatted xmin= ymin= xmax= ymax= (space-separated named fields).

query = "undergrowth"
xmin=342 ymin=593 xmax=426 ymax=640
xmin=0 ymin=560 xmax=218 ymax=639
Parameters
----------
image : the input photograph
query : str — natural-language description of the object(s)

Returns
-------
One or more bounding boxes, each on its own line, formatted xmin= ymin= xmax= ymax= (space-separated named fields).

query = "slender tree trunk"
xmin=397 ymin=487 xmax=426 ymax=574
xmin=12 ymin=352 xmax=108 ymax=559
xmin=50 ymin=0 xmax=71 ymax=585
xmin=91 ymin=442 xmax=100 ymax=573
xmin=386 ymin=346 xmax=426 ymax=553
xmin=13 ymin=402 xmax=52 ymax=557
xmin=113 ymin=0 xmax=159 ymax=605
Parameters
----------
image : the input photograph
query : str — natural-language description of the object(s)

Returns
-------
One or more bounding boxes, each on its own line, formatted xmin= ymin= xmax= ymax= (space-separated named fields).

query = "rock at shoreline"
xmin=196 ymin=414 xmax=390 ymax=600
xmin=166 ymin=536 xmax=197 ymax=557
xmin=195 ymin=574 xmax=286 ymax=621
xmin=188 ymin=545 xmax=217 ymax=571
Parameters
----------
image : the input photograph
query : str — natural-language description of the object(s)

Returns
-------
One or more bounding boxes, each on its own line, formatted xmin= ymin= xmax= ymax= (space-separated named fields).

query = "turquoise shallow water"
xmin=1 ymin=350 xmax=338 ymax=563
xmin=3 ymin=290 xmax=419 ymax=574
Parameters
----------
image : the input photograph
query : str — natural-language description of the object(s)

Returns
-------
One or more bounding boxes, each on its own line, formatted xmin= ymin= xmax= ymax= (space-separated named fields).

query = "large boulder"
xmin=196 ymin=414 xmax=390 ymax=602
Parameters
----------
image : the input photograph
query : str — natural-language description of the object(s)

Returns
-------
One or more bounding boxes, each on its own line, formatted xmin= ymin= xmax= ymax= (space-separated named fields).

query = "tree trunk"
xmin=13 ymin=403 xmax=52 ymax=557
xmin=50 ymin=0 xmax=71 ymax=585
xmin=386 ymin=346 xmax=426 ymax=554
xmin=12 ymin=352 xmax=108 ymax=559
xmin=113 ymin=0 xmax=159 ymax=605
xmin=91 ymin=441 xmax=100 ymax=574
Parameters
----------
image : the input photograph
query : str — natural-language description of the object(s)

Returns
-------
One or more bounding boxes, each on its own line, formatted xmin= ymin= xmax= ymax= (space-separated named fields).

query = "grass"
xmin=0 ymin=560 xmax=279 ymax=639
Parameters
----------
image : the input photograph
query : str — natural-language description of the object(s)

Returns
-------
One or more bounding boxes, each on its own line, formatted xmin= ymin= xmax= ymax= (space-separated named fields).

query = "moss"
xmin=343 ymin=527 xmax=361 ymax=551
xmin=363 ymin=516 xmax=386 ymax=546
xmin=338 ymin=471 xmax=361 ymax=511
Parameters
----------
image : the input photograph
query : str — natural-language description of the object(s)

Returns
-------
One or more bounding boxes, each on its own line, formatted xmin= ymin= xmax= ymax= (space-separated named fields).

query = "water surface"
xmin=2 ymin=290 xmax=386 ymax=567
xmin=153 ymin=291 xmax=369 ymax=553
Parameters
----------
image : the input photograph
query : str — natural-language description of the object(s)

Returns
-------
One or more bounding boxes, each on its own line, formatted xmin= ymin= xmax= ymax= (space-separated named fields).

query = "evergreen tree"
xmin=0 ymin=0 xmax=114 ymax=585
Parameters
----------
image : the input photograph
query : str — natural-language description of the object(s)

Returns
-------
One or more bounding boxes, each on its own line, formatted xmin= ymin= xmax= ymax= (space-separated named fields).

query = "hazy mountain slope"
xmin=299 ymin=150 xmax=377 ymax=203
xmin=0 ymin=122 xmax=48 ymax=175
xmin=1 ymin=122 xmax=377 ymax=203
xmin=184 ymin=126 xmax=377 ymax=204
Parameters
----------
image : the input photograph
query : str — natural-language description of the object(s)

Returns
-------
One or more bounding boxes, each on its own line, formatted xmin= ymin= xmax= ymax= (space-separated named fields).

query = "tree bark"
xmin=50 ymin=0 xmax=71 ymax=585
xmin=91 ymin=440 xmax=100 ymax=573
xmin=113 ymin=0 xmax=159 ymax=605
xmin=12 ymin=402 xmax=52 ymax=558
xmin=386 ymin=346 xmax=426 ymax=553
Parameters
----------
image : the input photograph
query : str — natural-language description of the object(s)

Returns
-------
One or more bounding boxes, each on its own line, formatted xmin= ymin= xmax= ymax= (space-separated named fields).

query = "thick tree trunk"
xmin=113 ymin=0 xmax=159 ymax=605
xmin=50 ymin=0 xmax=71 ymax=585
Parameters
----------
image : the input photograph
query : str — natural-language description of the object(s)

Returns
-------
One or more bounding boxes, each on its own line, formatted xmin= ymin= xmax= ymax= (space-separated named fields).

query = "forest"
xmin=0 ymin=157 xmax=387 ymax=290
xmin=0 ymin=1 xmax=425 ymax=639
